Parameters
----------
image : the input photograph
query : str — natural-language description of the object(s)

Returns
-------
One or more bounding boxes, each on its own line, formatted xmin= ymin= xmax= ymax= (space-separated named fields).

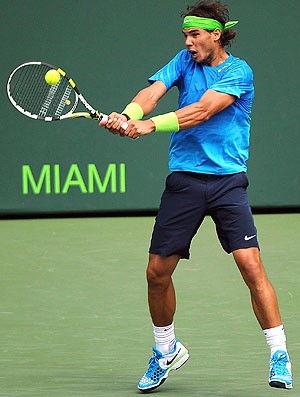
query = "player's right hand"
xmin=99 ymin=112 xmax=128 ymax=137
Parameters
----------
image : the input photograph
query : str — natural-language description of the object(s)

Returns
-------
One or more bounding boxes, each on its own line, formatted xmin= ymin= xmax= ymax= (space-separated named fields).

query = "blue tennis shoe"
xmin=269 ymin=350 xmax=292 ymax=389
xmin=138 ymin=340 xmax=189 ymax=393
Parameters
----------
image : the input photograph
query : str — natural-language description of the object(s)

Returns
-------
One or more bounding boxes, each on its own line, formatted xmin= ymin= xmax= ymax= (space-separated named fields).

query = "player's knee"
xmin=146 ymin=259 xmax=170 ymax=290
xmin=240 ymin=259 xmax=268 ymax=291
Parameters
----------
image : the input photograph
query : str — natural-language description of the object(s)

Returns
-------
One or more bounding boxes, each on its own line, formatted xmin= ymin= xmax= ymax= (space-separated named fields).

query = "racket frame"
xmin=7 ymin=61 xmax=108 ymax=122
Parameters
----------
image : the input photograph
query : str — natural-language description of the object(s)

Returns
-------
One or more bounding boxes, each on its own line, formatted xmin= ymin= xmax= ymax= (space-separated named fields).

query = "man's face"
xmin=183 ymin=28 xmax=221 ymax=66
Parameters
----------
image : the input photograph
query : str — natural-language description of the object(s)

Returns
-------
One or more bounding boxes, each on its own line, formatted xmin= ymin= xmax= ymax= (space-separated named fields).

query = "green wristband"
xmin=121 ymin=102 xmax=144 ymax=120
xmin=150 ymin=112 xmax=179 ymax=133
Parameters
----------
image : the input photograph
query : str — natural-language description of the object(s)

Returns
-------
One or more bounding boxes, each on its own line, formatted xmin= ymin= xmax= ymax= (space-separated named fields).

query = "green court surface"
xmin=1 ymin=214 xmax=299 ymax=396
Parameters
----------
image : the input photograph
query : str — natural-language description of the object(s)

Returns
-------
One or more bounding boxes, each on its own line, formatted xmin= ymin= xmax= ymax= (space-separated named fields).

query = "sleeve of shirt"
xmin=210 ymin=61 xmax=254 ymax=99
xmin=148 ymin=50 xmax=186 ymax=90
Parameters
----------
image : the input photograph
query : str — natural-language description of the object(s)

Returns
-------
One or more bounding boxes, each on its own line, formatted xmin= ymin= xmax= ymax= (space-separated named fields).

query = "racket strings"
xmin=12 ymin=64 xmax=33 ymax=108
xmin=8 ymin=64 xmax=77 ymax=119
xmin=11 ymin=65 xmax=45 ymax=114
xmin=24 ymin=65 xmax=49 ymax=115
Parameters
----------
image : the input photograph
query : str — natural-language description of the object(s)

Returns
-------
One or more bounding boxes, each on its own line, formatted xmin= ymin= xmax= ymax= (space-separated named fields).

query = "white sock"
xmin=263 ymin=324 xmax=287 ymax=356
xmin=153 ymin=322 xmax=176 ymax=355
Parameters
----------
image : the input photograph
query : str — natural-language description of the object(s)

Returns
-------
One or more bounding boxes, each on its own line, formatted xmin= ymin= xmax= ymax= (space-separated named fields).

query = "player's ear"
xmin=211 ymin=28 xmax=222 ymax=42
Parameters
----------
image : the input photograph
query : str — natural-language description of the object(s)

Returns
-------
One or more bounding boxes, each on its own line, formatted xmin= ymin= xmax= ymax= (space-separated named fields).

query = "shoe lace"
xmin=145 ymin=356 xmax=159 ymax=377
xmin=271 ymin=356 xmax=289 ymax=376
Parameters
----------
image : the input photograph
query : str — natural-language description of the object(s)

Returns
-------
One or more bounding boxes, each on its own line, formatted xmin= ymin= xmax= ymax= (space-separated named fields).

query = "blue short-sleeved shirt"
xmin=148 ymin=50 xmax=254 ymax=175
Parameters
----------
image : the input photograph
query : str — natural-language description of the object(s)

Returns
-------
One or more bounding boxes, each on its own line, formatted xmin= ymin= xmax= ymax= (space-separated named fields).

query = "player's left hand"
xmin=122 ymin=119 xmax=156 ymax=140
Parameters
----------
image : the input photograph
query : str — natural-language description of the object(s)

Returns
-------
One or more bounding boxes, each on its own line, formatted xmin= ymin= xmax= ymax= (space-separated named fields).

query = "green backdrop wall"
xmin=1 ymin=0 xmax=299 ymax=216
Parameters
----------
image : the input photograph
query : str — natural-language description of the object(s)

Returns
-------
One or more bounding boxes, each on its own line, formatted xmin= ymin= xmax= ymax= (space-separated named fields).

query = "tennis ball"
xmin=45 ymin=69 xmax=60 ymax=85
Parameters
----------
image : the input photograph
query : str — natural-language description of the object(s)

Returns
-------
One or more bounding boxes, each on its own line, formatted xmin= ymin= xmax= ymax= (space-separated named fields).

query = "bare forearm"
xmin=131 ymin=81 xmax=167 ymax=116
xmin=175 ymin=102 xmax=210 ymax=129
xmin=175 ymin=89 xmax=236 ymax=130
xmin=130 ymin=89 xmax=156 ymax=116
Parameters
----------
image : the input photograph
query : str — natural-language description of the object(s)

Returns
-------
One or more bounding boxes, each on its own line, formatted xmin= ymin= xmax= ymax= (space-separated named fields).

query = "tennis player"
xmin=100 ymin=0 xmax=292 ymax=392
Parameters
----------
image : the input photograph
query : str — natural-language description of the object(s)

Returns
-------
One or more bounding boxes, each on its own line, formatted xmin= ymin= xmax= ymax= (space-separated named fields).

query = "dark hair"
xmin=182 ymin=0 xmax=237 ymax=47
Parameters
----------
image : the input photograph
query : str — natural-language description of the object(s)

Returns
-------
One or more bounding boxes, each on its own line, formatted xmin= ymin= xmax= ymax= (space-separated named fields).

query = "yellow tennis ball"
xmin=45 ymin=69 xmax=60 ymax=85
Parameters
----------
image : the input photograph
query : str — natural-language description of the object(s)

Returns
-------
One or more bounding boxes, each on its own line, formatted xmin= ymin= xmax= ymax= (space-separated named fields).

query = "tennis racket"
xmin=7 ymin=61 xmax=127 ymax=128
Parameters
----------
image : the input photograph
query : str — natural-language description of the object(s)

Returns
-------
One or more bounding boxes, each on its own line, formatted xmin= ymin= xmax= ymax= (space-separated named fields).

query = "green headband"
xmin=182 ymin=16 xmax=238 ymax=31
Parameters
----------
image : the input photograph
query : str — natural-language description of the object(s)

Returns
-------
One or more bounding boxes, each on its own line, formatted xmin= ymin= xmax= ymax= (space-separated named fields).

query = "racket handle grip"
xmin=100 ymin=113 xmax=128 ymax=130
xmin=100 ymin=113 xmax=108 ymax=123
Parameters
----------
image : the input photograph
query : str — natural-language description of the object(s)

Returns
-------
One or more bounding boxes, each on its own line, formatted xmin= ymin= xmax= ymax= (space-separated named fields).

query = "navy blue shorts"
xmin=149 ymin=171 xmax=259 ymax=259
